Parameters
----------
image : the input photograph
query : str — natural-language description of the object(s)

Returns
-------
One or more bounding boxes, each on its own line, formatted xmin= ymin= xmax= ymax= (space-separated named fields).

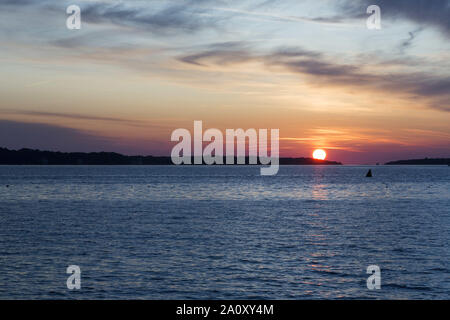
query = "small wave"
xmin=383 ymin=283 xmax=432 ymax=291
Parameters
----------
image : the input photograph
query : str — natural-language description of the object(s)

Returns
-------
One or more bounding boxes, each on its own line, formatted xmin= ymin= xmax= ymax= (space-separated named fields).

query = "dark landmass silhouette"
xmin=0 ymin=147 xmax=342 ymax=165
xmin=385 ymin=158 xmax=450 ymax=165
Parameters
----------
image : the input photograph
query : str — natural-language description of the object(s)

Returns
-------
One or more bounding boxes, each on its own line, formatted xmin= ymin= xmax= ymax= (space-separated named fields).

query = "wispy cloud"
xmin=179 ymin=41 xmax=254 ymax=66
xmin=80 ymin=1 xmax=221 ymax=35
xmin=0 ymin=0 xmax=227 ymax=35
xmin=178 ymin=43 xmax=450 ymax=111
xmin=212 ymin=6 xmax=347 ymax=25
xmin=399 ymin=27 xmax=424 ymax=52
xmin=0 ymin=109 xmax=143 ymax=125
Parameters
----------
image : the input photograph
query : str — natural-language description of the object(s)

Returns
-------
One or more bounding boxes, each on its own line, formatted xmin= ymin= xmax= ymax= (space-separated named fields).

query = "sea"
xmin=0 ymin=165 xmax=448 ymax=299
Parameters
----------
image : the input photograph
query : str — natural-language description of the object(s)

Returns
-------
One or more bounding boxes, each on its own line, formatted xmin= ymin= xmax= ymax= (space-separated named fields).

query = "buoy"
xmin=366 ymin=169 xmax=372 ymax=177
xmin=6 ymin=185 xmax=9 ymax=188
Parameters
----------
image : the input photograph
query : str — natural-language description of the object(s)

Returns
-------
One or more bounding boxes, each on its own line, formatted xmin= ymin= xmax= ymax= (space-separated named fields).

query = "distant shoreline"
xmin=2 ymin=148 xmax=448 ymax=166
xmin=385 ymin=158 xmax=450 ymax=165
xmin=0 ymin=147 xmax=342 ymax=165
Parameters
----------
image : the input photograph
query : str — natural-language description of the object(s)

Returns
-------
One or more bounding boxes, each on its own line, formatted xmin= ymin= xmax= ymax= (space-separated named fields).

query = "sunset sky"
xmin=0 ymin=0 xmax=449 ymax=164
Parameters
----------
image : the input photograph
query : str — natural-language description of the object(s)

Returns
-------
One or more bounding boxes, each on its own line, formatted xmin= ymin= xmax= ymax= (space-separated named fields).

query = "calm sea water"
xmin=0 ymin=165 xmax=448 ymax=299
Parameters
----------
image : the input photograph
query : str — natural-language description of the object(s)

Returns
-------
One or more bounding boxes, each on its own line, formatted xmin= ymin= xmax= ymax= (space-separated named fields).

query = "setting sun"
xmin=313 ymin=149 xmax=327 ymax=160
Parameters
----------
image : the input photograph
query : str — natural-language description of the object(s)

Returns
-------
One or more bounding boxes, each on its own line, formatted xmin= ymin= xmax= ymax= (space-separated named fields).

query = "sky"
xmin=0 ymin=0 xmax=449 ymax=164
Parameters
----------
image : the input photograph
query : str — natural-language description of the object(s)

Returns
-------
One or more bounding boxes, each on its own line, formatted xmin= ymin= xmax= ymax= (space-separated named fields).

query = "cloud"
xmin=0 ymin=109 xmax=144 ymax=126
xmin=179 ymin=44 xmax=320 ymax=66
xmin=179 ymin=41 xmax=254 ymax=66
xmin=0 ymin=0 xmax=39 ymax=5
xmin=212 ymin=6 xmax=348 ymax=26
xmin=77 ymin=1 xmax=222 ymax=35
xmin=275 ymin=57 xmax=360 ymax=78
xmin=399 ymin=27 xmax=424 ymax=52
xmin=178 ymin=43 xmax=450 ymax=111
xmin=0 ymin=0 xmax=222 ymax=36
